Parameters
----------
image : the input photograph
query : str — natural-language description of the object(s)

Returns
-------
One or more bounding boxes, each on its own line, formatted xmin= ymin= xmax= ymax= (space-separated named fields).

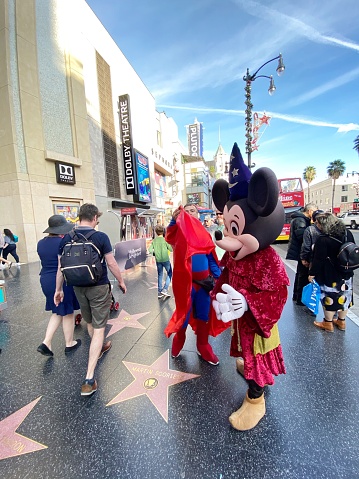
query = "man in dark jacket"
xmin=286 ymin=203 xmax=317 ymax=305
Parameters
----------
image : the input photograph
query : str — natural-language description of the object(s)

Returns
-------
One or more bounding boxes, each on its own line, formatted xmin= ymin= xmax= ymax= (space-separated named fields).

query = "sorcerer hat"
xmin=228 ymin=143 xmax=252 ymax=201
xmin=43 ymin=215 xmax=73 ymax=235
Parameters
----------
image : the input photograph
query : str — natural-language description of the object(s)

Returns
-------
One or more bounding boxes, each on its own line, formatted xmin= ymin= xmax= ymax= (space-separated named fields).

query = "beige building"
xmin=0 ymin=0 xmax=185 ymax=262
xmin=304 ymin=173 xmax=359 ymax=212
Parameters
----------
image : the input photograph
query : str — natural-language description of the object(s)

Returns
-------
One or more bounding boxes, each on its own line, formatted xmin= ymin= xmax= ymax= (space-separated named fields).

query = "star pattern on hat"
xmin=228 ymin=143 xmax=252 ymax=200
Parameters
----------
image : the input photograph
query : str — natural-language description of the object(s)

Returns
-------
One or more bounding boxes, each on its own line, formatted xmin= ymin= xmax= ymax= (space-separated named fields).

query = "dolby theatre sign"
xmin=55 ymin=161 xmax=75 ymax=185
xmin=118 ymin=94 xmax=138 ymax=196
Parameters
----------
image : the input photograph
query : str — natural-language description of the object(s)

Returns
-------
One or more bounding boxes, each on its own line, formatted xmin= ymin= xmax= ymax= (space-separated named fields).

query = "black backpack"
xmin=60 ymin=230 xmax=103 ymax=286
xmin=330 ymin=233 xmax=359 ymax=272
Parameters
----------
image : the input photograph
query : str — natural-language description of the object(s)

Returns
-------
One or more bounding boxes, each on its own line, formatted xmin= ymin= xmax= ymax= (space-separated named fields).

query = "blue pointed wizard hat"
xmin=228 ymin=143 xmax=252 ymax=200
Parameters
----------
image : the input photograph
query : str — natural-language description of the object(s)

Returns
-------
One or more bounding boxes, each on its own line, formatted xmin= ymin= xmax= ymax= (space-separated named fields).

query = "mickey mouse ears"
xmin=228 ymin=143 xmax=252 ymax=201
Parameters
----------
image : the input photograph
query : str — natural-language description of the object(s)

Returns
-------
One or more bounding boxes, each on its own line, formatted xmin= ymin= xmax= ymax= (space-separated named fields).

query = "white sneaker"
xmin=0 ymin=264 xmax=5 ymax=270
xmin=162 ymin=289 xmax=171 ymax=297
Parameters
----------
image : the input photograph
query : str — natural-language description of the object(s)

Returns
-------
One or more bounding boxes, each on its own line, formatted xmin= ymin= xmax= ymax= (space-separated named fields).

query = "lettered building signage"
xmin=118 ymin=94 xmax=138 ymax=196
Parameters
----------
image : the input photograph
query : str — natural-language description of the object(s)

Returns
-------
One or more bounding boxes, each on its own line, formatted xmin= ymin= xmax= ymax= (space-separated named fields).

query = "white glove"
xmin=213 ymin=284 xmax=248 ymax=323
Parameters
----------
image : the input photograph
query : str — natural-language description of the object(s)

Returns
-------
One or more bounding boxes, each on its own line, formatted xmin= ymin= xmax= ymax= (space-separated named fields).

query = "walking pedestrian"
xmin=2 ymin=229 xmax=20 ymax=266
xmin=148 ymin=224 xmax=172 ymax=298
xmin=37 ymin=215 xmax=81 ymax=357
xmin=54 ymin=203 xmax=127 ymax=396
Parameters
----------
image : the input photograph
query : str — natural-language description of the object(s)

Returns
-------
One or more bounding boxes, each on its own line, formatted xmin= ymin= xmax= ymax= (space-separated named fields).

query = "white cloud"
xmin=288 ymin=67 xmax=359 ymax=106
xmin=158 ymin=104 xmax=359 ymax=133
xmin=232 ymin=0 xmax=359 ymax=52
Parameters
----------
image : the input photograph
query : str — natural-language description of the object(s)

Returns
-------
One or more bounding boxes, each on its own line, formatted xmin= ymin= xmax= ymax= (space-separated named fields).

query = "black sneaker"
xmin=65 ymin=339 xmax=81 ymax=354
xmin=81 ymin=379 xmax=97 ymax=396
xmin=37 ymin=343 xmax=53 ymax=357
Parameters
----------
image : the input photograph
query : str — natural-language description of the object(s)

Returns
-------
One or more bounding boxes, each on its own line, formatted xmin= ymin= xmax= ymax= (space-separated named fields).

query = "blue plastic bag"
xmin=301 ymin=281 xmax=321 ymax=315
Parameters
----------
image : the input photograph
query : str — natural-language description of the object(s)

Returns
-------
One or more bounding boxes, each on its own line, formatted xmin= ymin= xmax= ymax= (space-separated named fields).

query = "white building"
xmin=0 ymin=0 xmax=185 ymax=261
xmin=304 ymin=173 xmax=359 ymax=212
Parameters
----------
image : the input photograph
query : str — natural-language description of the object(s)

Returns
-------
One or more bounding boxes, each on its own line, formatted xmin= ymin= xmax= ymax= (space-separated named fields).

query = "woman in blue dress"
xmin=37 ymin=215 xmax=81 ymax=356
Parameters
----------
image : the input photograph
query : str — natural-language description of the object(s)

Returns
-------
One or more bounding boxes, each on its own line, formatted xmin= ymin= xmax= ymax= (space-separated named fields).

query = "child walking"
xmin=148 ymin=225 xmax=172 ymax=298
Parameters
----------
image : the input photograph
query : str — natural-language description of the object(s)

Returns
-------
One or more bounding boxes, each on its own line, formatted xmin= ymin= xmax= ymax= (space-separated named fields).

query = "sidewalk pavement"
xmin=0 ymin=251 xmax=359 ymax=479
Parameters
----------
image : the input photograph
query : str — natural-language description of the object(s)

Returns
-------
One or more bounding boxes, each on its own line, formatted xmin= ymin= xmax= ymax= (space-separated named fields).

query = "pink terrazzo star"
xmin=106 ymin=350 xmax=200 ymax=422
xmin=0 ymin=397 xmax=47 ymax=461
xmin=106 ymin=309 xmax=149 ymax=338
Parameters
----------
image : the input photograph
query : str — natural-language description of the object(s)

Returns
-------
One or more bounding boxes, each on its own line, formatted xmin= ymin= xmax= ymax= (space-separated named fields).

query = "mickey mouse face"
xmin=215 ymin=203 xmax=260 ymax=261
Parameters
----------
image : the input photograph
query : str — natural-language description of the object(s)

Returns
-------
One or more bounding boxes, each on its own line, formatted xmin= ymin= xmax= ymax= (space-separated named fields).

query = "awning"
xmin=137 ymin=207 xmax=165 ymax=217
xmin=111 ymin=200 xmax=150 ymax=210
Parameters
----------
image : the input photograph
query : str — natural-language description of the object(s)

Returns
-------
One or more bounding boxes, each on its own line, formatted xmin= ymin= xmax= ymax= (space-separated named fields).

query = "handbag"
xmin=301 ymin=280 xmax=321 ymax=315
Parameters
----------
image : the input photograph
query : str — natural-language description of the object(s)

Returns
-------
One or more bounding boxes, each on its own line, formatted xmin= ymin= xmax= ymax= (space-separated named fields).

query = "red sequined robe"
xmin=210 ymin=247 xmax=289 ymax=387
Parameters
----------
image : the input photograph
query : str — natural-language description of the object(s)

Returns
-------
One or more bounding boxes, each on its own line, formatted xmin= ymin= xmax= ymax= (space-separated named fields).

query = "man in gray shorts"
xmin=54 ymin=203 xmax=127 ymax=396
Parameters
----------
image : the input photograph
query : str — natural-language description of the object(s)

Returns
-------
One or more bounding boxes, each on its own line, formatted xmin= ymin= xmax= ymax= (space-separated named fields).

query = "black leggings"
xmin=2 ymin=244 xmax=19 ymax=263
xmin=248 ymin=380 xmax=265 ymax=399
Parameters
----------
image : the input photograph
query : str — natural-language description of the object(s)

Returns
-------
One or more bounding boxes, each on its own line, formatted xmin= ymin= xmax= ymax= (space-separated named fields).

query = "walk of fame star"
xmin=106 ymin=350 xmax=200 ymax=422
xmin=0 ymin=397 xmax=47 ymax=461
xmin=106 ymin=309 xmax=149 ymax=338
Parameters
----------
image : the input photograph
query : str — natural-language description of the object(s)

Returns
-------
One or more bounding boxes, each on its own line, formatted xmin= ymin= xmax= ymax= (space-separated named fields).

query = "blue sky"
xmin=86 ymin=0 xmax=359 ymax=184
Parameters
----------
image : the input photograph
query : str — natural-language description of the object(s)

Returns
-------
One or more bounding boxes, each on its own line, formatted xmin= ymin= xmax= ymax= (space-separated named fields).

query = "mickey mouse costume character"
xmin=211 ymin=143 xmax=289 ymax=431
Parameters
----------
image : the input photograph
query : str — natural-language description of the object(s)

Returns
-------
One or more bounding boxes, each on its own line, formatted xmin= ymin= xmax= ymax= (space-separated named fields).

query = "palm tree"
xmin=354 ymin=135 xmax=359 ymax=156
xmin=303 ymin=166 xmax=316 ymax=203
xmin=327 ymin=159 xmax=346 ymax=212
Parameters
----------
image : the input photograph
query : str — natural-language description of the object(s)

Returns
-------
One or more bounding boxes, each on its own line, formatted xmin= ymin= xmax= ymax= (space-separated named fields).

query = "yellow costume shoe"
xmin=229 ymin=392 xmax=266 ymax=431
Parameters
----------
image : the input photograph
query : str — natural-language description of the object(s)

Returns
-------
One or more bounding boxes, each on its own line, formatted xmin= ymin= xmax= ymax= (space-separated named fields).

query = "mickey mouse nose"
xmin=215 ymin=230 xmax=223 ymax=241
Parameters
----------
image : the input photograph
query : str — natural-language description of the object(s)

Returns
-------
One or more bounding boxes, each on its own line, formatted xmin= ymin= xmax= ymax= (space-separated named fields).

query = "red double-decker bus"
xmin=276 ymin=177 xmax=304 ymax=241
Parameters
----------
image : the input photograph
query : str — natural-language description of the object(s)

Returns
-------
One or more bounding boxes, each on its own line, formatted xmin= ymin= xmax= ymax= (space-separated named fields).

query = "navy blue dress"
xmin=37 ymin=236 xmax=80 ymax=315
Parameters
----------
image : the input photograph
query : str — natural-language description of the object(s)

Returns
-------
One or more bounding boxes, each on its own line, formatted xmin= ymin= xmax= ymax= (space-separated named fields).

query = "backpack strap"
xmin=328 ymin=235 xmax=343 ymax=245
xmin=71 ymin=229 xmax=97 ymax=241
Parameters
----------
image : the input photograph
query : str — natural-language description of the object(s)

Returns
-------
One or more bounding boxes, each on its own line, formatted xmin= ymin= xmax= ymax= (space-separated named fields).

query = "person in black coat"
xmin=286 ymin=203 xmax=317 ymax=304
xmin=308 ymin=213 xmax=354 ymax=332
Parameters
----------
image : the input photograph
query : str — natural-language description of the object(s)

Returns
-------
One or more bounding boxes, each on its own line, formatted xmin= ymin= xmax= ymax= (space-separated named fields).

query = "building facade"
xmin=0 ymin=0 xmax=185 ymax=262
xmin=304 ymin=174 xmax=359 ymax=213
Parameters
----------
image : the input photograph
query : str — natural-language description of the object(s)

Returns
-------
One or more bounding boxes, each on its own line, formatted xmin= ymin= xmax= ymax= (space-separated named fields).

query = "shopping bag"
xmin=301 ymin=281 xmax=320 ymax=315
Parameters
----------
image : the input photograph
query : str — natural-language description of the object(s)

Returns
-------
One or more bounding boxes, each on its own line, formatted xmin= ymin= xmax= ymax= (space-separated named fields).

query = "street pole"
xmin=243 ymin=54 xmax=285 ymax=169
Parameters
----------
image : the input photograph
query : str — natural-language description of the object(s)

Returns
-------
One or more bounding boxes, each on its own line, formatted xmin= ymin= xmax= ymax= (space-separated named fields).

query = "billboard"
xmin=135 ymin=150 xmax=151 ymax=203
xmin=118 ymin=94 xmax=138 ymax=195
xmin=188 ymin=122 xmax=203 ymax=157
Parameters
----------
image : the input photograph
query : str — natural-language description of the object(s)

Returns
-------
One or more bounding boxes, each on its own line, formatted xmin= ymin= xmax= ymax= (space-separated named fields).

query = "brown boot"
xmin=313 ymin=320 xmax=334 ymax=332
xmin=229 ymin=391 xmax=266 ymax=431
xmin=333 ymin=319 xmax=346 ymax=331
xmin=236 ymin=358 xmax=245 ymax=377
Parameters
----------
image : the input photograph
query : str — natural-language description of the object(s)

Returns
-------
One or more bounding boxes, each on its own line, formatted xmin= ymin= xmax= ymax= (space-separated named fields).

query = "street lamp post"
xmin=244 ymin=54 xmax=285 ymax=169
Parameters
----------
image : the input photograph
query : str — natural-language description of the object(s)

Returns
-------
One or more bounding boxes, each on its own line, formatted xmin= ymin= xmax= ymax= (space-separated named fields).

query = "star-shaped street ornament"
xmin=106 ymin=309 xmax=149 ymax=338
xmin=107 ymin=350 xmax=200 ymax=422
xmin=0 ymin=397 xmax=47 ymax=461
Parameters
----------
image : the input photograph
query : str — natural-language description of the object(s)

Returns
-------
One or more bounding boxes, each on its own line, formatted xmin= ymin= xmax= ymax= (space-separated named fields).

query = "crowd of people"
xmin=1 ymin=199 xmax=355 ymax=423
xmin=286 ymin=203 xmax=355 ymax=332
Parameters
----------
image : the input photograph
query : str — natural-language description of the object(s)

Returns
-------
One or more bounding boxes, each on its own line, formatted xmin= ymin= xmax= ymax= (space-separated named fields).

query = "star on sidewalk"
xmin=0 ymin=397 xmax=47 ymax=461
xmin=107 ymin=350 xmax=200 ymax=422
xmin=106 ymin=309 xmax=149 ymax=338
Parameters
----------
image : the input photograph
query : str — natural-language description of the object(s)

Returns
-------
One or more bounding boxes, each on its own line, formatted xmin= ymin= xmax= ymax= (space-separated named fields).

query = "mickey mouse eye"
xmin=230 ymin=221 xmax=239 ymax=236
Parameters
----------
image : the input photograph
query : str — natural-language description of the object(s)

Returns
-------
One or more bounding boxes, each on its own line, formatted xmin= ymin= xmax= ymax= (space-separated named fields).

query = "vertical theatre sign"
xmin=118 ymin=94 xmax=138 ymax=195
xmin=188 ymin=122 xmax=203 ymax=158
